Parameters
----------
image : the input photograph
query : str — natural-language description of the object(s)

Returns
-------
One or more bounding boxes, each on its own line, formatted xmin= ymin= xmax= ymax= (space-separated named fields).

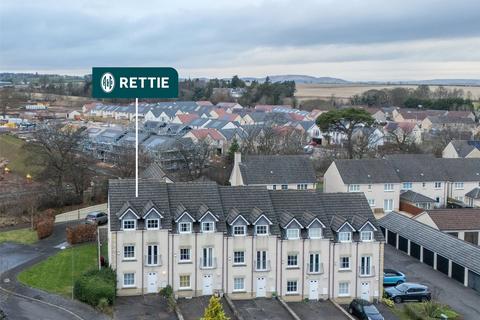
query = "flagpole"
xmin=135 ymin=97 xmax=138 ymax=198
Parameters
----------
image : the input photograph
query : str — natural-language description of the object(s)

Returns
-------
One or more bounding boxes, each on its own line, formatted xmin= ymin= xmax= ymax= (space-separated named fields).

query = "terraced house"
xmin=108 ymin=180 xmax=384 ymax=303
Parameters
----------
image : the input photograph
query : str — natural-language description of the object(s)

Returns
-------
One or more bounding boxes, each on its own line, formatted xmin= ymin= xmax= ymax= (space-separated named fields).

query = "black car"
xmin=384 ymin=282 xmax=431 ymax=303
xmin=348 ymin=299 xmax=384 ymax=320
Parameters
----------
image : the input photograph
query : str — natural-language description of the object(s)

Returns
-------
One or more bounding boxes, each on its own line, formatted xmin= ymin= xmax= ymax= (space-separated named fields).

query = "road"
xmin=384 ymin=245 xmax=480 ymax=320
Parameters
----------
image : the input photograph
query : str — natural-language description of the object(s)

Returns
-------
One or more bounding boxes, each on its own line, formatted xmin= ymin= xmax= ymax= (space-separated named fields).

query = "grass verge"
xmin=0 ymin=134 xmax=43 ymax=177
xmin=18 ymin=243 xmax=98 ymax=297
xmin=0 ymin=228 xmax=37 ymax=245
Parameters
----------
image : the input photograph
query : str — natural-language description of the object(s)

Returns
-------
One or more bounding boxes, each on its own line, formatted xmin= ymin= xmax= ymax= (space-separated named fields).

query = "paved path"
xmin=289 ymin=300 xmax=348 ymax=319
xmin=385 ymin=244 xmax=480 ymax=320
xmin=0 ymin=222 xmax=108 ymax=320
xmin=233 ymin=298 xmax=294 ymax=320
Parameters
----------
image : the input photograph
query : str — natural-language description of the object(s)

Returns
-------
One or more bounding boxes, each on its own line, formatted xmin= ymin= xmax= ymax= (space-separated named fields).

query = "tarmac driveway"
xmin=0 ymin=242 xmax=41 ymax=274
xmin=177 ymin=296 xmax=234 ymax=320
xmin=233 ymin=298 xmax=294 ymax=320
xmin=385 ymin=244 xmax=480 ymax=320
xmin=114 ymin=295 xmax=176 ymax=320
xmin=288 ymin=300 xmax=348 ymax=320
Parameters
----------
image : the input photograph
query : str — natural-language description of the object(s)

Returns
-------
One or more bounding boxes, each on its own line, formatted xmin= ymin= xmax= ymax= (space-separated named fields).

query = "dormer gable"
xmin=117 ymin=201 xmax=140 ymax=220
xmin=337 ymin=221 xmax=355 ymax=233
xmin=306 ymin=217 xmax=326 ymax=229
xmin=175 ymin=210 xmax=195 ymax=223
xmin=230 ymin=214 xmax=249 ymax=226
xmin=358 ymin=220 xmax=377 ymax=232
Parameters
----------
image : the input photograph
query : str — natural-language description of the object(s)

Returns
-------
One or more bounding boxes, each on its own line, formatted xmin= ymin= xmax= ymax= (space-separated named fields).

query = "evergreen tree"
xmin=201 ymin=296 xmax=230 ymax=320
xmin=227 ymin=138 xmax=240 ymax=162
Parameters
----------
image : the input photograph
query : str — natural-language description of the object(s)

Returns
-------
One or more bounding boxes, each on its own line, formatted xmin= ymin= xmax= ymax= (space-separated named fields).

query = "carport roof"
xmin=378 ymin=211 xmax=480 ymax=275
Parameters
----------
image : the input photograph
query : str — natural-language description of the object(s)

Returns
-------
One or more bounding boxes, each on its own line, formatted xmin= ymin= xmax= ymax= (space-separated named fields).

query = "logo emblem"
xmin=100 ymin=72 xmax=115 ymax=93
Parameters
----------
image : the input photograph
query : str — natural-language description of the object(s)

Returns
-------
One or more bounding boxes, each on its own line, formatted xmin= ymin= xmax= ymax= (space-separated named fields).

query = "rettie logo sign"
xmin=92 ymin=67 xmax=178 ymax=98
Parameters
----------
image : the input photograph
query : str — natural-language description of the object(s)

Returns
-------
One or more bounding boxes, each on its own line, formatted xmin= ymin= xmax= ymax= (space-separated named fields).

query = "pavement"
xmin=114 ymin=295 xmax=176 ymax=320
xmin=177 ymin=296 xmax=235 ymax=320
xmin=384 ymin=244 xmax=480 ymax=320
xmin=288 ymin=300 xmax=349 ymax=320
xmin=0 ymin=222 xmax=109 ymax=320
xmin=233 ymin=298 xmax=294 ymax=320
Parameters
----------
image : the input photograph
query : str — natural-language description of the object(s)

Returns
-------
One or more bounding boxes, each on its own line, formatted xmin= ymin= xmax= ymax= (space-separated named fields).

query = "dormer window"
xmin=286 ymin=228 xmax=300 ymax=240
xmin=233 ymin=225 xmax=246 ymax=236
xmin=360 ymin=231 xmax=373 ymax=242
xmin=338 ymin=231 xmax=352 ymax=242
xmin=255 ymin=225 xmax=268 ymax=235
xmin=123 ymin=219 xmax=136 ymax=230
xmin=309 ymin=228 xmax=322 ymax=239
xmin=146 ymin=219 xmax=159 ymax=230
xmin=201 ymin=221 xmax=215 ymax=233
xmin=179 ymin=222 xmax=192 ymax=234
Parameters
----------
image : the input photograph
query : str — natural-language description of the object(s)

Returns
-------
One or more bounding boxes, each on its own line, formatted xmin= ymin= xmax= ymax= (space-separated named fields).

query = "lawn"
xmin=18 ymin=243 xmax=99 ymax=297
xmin=0 ymin=228 xmax=37 ymax=245
xmin=0 ymin=134 xmax=43 ymax=177
xmin=389 ymin=302 xmax=459 ymax=320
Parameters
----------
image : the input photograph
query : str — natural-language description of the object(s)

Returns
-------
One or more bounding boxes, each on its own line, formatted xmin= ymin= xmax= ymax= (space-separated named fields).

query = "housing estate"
xmin=442 ymin=140 xmax=480 ymax=158
xmin=324 ymin=155 xmax=480 ymax=214
xmin=108 ymin=180 xmax=384 ymax=302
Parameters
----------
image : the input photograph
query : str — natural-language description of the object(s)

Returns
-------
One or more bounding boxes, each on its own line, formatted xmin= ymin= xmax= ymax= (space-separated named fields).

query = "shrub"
xmin=36 ymin=219 xmax=54 ymax=239
xmin=159 ymin=285 xmax=173 ymax=298
xmin=73 ymin=268 xmax=116 ymax=307
xmin=97 ymin=298 xmax=110 ymax=312
xmin=381 ymin=297 xmax=395 ymax=308
xmin=66 ymin=224 xmax=97 ymax=245
xmin=33 ymin=209 xmax=56 ymax=230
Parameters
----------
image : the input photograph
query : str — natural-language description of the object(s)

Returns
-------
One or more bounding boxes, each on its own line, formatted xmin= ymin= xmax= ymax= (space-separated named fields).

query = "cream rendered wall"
xmin=466 ymin=149 xmax=480 ymax=158
xmin=355 ymin=241 xmax=382 ymax=301
xmin=331 ymin=241 xmax=358 ymax=303
xmin=352 ymin=183 xmax=400 ymax=212
xmin=195 ymin=232 xmax=225 ymax=296
xmin=226 ymin=235 xmax=254 ymax=299
xmin=265 ymin=183 xmax=315 ymax=190
xmin=323 ymin=163 xmax=347 ymax=193
xmin=251 ymin=235 xmax=278 ymax=298
xmin=449 ymin=181 xmax=480 ymax=203
xmin=442 ymin=142 xmax=460 ymax=158
xmin=413 ymin=213 xmax=439 ymax=229
xmin=405 ymin=182 xmax=447 ymax=207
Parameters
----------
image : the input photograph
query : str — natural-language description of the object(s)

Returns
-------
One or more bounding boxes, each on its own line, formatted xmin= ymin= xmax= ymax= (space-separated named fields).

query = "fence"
xmin=54 ymin=203 xmax=107 ymax=223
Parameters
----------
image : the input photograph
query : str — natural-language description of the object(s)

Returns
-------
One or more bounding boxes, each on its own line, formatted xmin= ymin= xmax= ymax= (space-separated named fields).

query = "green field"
xmin=0 ymin=134 xmax=43 ymax=177
xmin=0 ymin=228 xmax=37 ymax=244
xmin=18 ymin=243 xmax=99 ymax=297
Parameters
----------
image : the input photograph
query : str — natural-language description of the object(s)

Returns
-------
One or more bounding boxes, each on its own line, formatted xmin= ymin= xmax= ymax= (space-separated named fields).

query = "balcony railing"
xmin=145 ymin=254 xmax=163 ymax=267
xmin=306 ymin=262 xmax=324 ymax=275
xmin=254 ymin=260 xmax=271 ymax=272
xmin=200 ymin=257 xmax=217 ymax=269
xmin=359 ymin=265 xmax=376 ymax=277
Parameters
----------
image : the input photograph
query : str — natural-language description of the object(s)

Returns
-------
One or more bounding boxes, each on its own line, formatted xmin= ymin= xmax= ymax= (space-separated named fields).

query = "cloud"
xmin=1 ymin=0 xmax=479 ymax=80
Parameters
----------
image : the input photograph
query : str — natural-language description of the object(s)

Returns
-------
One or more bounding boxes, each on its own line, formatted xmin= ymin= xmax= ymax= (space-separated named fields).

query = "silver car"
xmin=85 ymin=211 xmax=108 ymax=225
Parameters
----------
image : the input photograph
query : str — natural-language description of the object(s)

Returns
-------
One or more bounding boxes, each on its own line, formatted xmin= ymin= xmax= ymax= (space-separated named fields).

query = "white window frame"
xmin=256 ymin=250 xmax=267 ymax=271
xmin=123 ymin=219 xmax=136 ymax=230
xmin=383 ymin=199 xmax=394 ymax=212
xmin=233 ymin=277 xmax=245 ymax=292
xmin=179 ymin=275 xmax=191 ymax=289
xmin=434 ymin=182 xmax=442 ymax=189
xmin=233 ymin=225 xmax=246 ymax=236
xmin=201 ymin=221 xmax=215 ymax=233
xmin=348 ymin=184 xmax=360 ymax=192
xmin=123 ymin=273 xmax=135 ymax=288
xmin=339 ymin=256 xmax=350 ymax=270
xmin=146 ymin=244 xmax=159 ymax=266
xmin=308 ymin=227 xmax=322 ymax=239
xmin=286 ymin=280 xmax=298 ymax=294
xmin=202 ymin=247 xmax=214 ymax=269
xmin=179 ymin=222 xmax=192 ymax=234
xmin=402 ymin=182 xmax=412 ymax=190
xmin=272 ymin=185 xmax=277 ymax=190
xmin=338 ymin=282 xmax=350 ymax=297
xmin=287 ymin=254 xmax=298 ymax=267
xmin=309 ymin=253 xmax=320 ymax=273
xmin=123 ymin=245 xmax=135 ymax=260
xmin=281 ymin=184 xmax=288 ymax=190
xmin=338 ymin=231 xmax=352 ymax=243
xmin=179 ymin=248 xmax=191 ymax=262
xmin=367 ymin=184 xmax=372 ymax=191
xmin=360 ymin=256 xmax=372 ymax=276
xmin=360 ymin=231 xmax=373 ymax=242
xmin=233 ymin=251 xmax=245 ymax=265
xmin=455 ymin=182 xmax=464 ymax=190
xmin=367 ymin=199 xmax=375 ymax=207
xmin=255 ymin=225 xmax=268 ymax=236
xmin=286 ymin=228 xmax=300 ymax=240
xmin=146 ymin=219 xmax=160 ymax=230
xmin=384 ymin=183 xmax=394 ymax=192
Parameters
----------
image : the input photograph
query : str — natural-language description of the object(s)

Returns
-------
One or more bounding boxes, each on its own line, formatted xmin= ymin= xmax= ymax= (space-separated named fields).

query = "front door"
xmin=203 ymin=274 xmax=213 ymax=295
xmin=309 ymin=280 xmax=319 ymax=300
xmin=256 ymin=277 xmax=266 ymax=297
xmin=147 ymin=272 xmax=157 ymax=293
xmin=360 ymin=282 xmax=370 ymax=301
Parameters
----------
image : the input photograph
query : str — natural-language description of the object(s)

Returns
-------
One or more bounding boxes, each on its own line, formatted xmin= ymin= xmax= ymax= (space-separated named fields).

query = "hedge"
xmin=73 ymin=268 xmax=116 ymax=307
xmin=37 ymin=219 xmax=54 ymax=239
xmin=67 ymin=224 xmax=97 ymax=245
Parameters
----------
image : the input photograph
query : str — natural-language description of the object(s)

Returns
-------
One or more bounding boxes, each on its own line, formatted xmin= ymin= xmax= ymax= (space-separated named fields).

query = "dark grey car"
xmin=384 ymin=283 xmax=431 ymax=303
xmin=85 ymin=211 xmax=108 ymax=225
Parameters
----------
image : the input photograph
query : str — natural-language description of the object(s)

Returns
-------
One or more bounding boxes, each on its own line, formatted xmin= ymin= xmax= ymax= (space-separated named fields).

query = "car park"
xmin=348 ymin=299 xmax=384 ymax=320
xmin=383 ymin=268 xmax=406 ymax=285
xmin=85 ymin=211 xmax=108 ymax=225
xmin=384 ymin=283 xmax=431 ymax=303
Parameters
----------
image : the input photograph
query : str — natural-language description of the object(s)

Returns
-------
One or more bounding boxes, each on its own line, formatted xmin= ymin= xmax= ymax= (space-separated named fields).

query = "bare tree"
xmin=385 ymin=125 xmax=419 ymax=153
xmin=174 ymin=138 xmax=212 ymax=180
xmin=111 ymin=146 xmax=151 ymax=178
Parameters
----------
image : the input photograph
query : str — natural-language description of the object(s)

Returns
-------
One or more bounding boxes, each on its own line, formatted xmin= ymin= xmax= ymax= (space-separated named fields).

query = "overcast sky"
xmin=1 ymin=0 xmax=479 ymax=81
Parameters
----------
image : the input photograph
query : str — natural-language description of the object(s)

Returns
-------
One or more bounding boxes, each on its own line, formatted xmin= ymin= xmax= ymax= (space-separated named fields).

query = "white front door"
xmin=203 ymin=274 xmax=213 ymax=295
xmin=309 ymin=280 xmax=319 ymax=300
xmin=256 ymin=277 xmax=266 ymax=297
xmin=147 ymin=272 xmax=157 ymax=293
xmin=360 ymin=282 xmax=370 ymax=301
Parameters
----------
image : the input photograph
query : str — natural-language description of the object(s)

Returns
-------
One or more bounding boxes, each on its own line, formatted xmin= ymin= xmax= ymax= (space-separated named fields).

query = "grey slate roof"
xmin=141 ymin=163 xmax=174 ymax=182
xmin=239 ymin=155 xmax=316 ymax=185
xmin=378 ymin=211 xmax=480 ymax=275
xmin=335 ymin=157 xmax=480 ymax=184
xmin=400 ymin=190 xmax=436 ymax=203
xmin=466 ymin=187 xmax=480 ymax=199
xmin=451 ymin=140 xmax=480 ymax=158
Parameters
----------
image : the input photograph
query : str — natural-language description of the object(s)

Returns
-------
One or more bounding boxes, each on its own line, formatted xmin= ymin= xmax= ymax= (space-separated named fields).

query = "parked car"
xmin=85 ymin=211 xmax=108 ymax=225
xmin=348 ymin=299 xmax=384 ymax=320
xmin=384 ymin=283 xmax=431 ymax=303
xmin=383 ymin=268 xmax=406 ymax=285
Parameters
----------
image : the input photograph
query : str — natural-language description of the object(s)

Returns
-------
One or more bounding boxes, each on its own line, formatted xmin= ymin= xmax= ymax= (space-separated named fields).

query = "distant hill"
xmin=241 ymin=75 xmax=350 ymax=84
